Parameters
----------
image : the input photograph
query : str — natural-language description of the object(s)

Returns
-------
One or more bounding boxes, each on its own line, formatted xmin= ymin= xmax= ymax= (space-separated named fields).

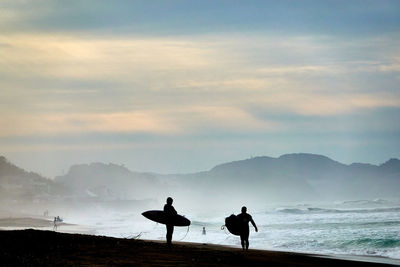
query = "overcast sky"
xmin=1 ymin=0 xmax=400 ymax=177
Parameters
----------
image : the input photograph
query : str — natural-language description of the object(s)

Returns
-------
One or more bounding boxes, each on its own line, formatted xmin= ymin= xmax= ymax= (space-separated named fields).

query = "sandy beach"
xmin=0 ymin=216 xmax=96 ymax=235
xmin=0 ymin=229 xmax=398 ymax=267
xmin=0 ymin=217 xmax=53 ymax=228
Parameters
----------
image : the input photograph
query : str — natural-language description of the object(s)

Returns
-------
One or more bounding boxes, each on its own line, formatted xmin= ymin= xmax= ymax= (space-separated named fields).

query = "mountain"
xmin=1 ymin=154 xmax=399 ymax=212
xmin=0 ymin=157 xmax=160 ymax=214
xmin=55 ymin=162 xmax=163 ymax=200
xmin=197 ymin=153 xmax=400 ymax=202
xmin=0 ymin=156 xmax=62 ymax=203
xmin=174 ymin=154 xmax=321 ymax=207
xmin=209 ymin=153 xmax=346 ymax=181
xmin=379 ymin=158 xmax=400 ymax=172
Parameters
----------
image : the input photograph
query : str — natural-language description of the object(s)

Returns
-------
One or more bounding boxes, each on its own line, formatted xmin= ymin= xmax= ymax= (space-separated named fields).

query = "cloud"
xmin=1 ymin=32 xmax=399 ymax=138
xmin=0 ymin=104 xmax=281 ymax=137
xmin=0 ymin=112 xmax=178 ymax=137
xmin=378 ymin=56 xmax=400 ymax=73
xmin=1 ymin=1 xmax=400 ymax=176
xmin=0 ymin=34 xmax=216 ymax=81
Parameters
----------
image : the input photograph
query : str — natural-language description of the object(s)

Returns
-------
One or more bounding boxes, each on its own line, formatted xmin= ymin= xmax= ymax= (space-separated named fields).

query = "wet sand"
xmin=1 ymin=229 xmax=398 ymax=266
xmin=0 ymin=216 xmax=96 ymax=235
xmin=0 ymin=217 xmax=53 ymax=227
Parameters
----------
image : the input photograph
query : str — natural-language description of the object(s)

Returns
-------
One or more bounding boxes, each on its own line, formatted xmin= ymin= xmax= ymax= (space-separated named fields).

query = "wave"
xmin=340 ymin=199 xmax=397 ymax=206
xmin=276 ymin=208 xmax=306 ymax=214
xmin=341 ymin=238 xmax=400 ymax=249
xmin=275 ymin=237 xmax=400 ymax=260
xmin=190 ymin=220 xmax=215 ymax=227
xmin=276 ymin=207 xmax=400 ymax=214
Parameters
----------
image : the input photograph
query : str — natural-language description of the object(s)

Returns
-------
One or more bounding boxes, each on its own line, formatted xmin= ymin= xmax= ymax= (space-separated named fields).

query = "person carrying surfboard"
xmin=237 ymin=206 xmax=258 ymax=251
xmin=164 ymin=197 xmax=177 ymax=246
xmin=142 ymin=200 xmax=190 ymax=245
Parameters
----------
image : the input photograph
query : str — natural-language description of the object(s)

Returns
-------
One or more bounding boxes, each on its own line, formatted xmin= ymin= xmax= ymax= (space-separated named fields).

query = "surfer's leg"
xmin=166 ymin=225 xmax=170 ymax=244
xmin=240 ymin=234 xmax=245 ymax=250
xmin=166 ymin=224 xmax=173 ymax=245
xmin=244 ymin=229 xmax=250 ymax=250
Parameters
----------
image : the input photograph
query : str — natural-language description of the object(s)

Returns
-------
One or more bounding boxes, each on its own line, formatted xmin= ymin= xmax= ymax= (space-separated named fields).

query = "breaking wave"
xmin=276 ymin=207 xmax=400 ymax=214
xmin=341 ymin=238 xmax=400 ymax=249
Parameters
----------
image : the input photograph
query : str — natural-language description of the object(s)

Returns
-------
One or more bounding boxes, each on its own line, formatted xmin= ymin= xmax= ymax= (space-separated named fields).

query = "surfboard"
xmin=225 ymin=214 xmax=241 ymax=235
xmin=142 ymin=210 xmax=191 ymax=227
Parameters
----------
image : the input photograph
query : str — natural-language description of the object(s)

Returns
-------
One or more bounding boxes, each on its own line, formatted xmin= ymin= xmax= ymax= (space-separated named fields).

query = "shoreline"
xmin=143 ymin=239 xmax=400 ymax=265
xmin=0 ymin=215 xmax=399 ymax=265
xmin=168 ymin=241 xmax=400 ymax=265
xmin=1 ymin=229 xmax=399 ymax=266
xmin=0 ymin=217 xmax=98 ymax=237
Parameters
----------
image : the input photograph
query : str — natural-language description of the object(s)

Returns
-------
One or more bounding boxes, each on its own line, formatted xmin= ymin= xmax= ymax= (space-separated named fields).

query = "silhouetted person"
xmin=53 ymin=217 xmax=57 ymax=231
xmin=202 ymin=226 xmax=206 ymax=235
xmin=163 ymin=197 xmax=177 ymax=246
xmin=237 ymin=206 xmax=258 ymax=251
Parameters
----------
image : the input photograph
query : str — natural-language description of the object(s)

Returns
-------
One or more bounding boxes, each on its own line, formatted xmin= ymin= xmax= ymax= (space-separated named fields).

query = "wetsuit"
xmin=164 ymin=203 xmax=177 ymax=245
xmin=237 ymin=212 xmax=256 ymax=250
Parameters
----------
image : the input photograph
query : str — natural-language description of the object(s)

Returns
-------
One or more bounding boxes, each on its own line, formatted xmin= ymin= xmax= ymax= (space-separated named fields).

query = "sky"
xmin=1 ymin=0 xmax=400 ymax=177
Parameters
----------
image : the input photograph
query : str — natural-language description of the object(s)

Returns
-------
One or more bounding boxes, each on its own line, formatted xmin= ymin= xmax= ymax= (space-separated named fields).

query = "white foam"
xmin=61 ymin=202 xmax=400 ymax=261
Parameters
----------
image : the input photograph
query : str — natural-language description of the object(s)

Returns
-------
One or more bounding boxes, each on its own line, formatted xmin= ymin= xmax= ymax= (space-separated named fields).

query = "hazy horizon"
xmin=2 ymin=152 xmax=400 ymax=179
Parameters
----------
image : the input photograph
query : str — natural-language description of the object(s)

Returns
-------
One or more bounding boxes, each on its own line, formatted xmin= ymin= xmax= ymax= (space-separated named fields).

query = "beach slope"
xmin=0 ymin=229 xmax=396 ymax=266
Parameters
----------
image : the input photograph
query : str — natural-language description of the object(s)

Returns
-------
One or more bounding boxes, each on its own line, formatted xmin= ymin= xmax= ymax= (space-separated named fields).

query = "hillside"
xmin=1 ymin=154 xmax=399 ymax=212
xmin=0 ymin=156 xmax=61 ymax=203
xmin=55 ymin=162 xmax=162 ymax=199
xmin=193 ymin=153 xmax=400 ymax=202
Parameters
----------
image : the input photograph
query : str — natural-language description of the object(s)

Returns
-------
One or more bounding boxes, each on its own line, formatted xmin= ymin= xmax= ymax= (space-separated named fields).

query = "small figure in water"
xmin=237 ymin=206 xmax=258 ymax=251
xmin=202 ymin=226 xmax=206 ymax=235
xmin=163 ymin=197 xmax=177 ymax=246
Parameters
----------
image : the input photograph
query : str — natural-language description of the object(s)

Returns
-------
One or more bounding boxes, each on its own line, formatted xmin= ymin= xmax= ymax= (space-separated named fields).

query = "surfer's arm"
xmin=250 ymin=218 xmax=258 ymax=232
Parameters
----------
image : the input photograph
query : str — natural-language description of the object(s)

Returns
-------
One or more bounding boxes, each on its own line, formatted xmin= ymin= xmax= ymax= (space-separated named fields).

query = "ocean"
xmin=66 ymin=199 xmax=400 ymax=262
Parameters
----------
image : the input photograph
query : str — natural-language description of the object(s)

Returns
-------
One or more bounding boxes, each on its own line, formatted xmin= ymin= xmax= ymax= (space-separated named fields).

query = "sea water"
xmin=64 ymin=199 xmax=400 ymax=262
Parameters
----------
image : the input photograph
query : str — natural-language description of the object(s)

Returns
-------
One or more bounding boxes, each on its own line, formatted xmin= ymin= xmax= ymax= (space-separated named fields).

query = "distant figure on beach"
xmin=202 ymin=226 xmax=206 ymax=235
xmin=53 ymin=216 xmax=63 ymax=231
xmin=237 ymin=206 xmax=258 ymax=251
xmin=53 ymin=217 xmax=57 ymax=231
xmin=164 ymin=197 xmax=177 ymax=246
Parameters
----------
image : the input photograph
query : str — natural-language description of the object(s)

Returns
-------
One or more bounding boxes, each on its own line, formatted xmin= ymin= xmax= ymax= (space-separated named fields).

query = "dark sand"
xmin=0 ymin=229 xmax=398 ymax=266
